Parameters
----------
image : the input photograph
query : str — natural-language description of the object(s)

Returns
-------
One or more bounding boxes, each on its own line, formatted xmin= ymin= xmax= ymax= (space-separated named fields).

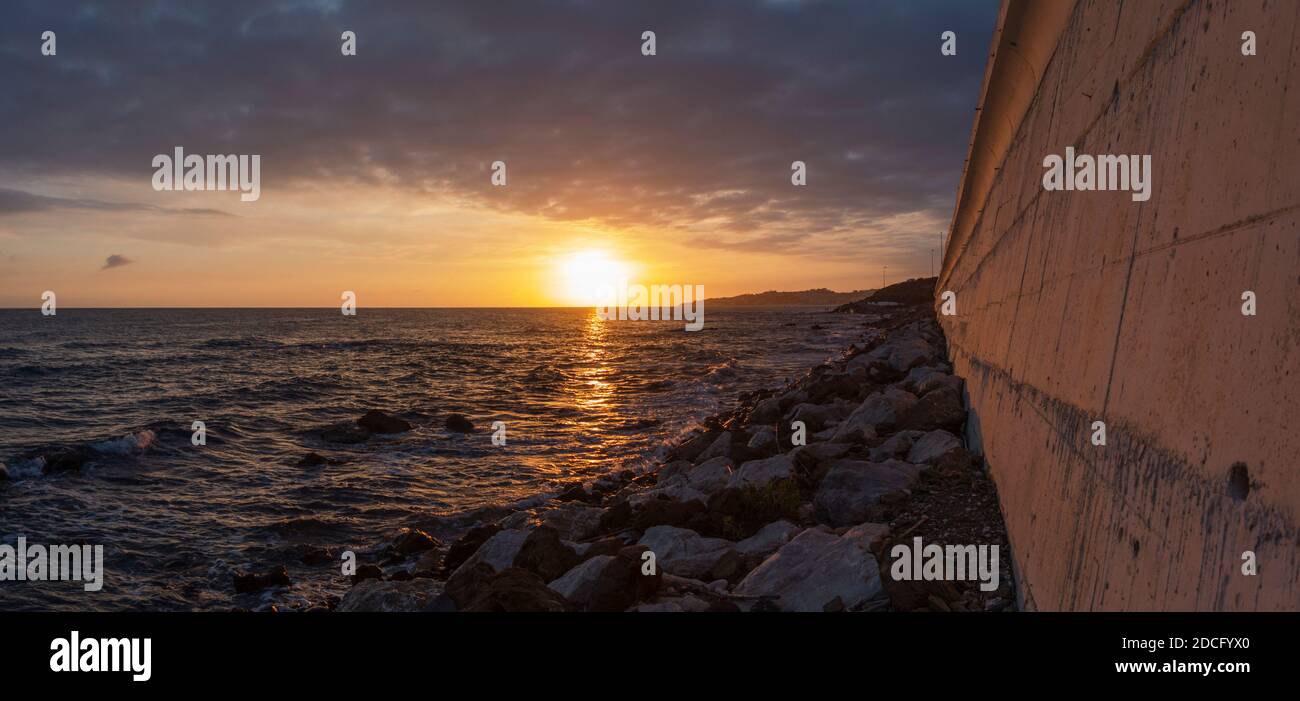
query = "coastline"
xmin=321 ymin=278 xmax=1016 ymax=612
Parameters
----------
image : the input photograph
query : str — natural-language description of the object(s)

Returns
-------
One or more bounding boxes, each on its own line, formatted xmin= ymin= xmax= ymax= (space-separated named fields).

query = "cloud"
xmin=0 ymin=0 xmax=996 ymax=250
xmin=102 ymin=254 xmax=135 ymax=269
xmin=0 ymin=188 xmax=232 ymax=217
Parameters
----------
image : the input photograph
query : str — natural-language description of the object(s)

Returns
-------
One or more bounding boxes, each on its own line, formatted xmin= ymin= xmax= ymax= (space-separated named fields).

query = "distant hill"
xmin=833 ymin=277 xmax=937 ymax=313
xmin=706 ymin=288 xmax=874 ymax=307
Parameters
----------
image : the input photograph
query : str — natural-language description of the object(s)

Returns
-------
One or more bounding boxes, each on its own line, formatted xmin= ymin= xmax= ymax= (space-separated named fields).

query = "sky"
xmin=0 ymin=0 xmax=997 ymax=307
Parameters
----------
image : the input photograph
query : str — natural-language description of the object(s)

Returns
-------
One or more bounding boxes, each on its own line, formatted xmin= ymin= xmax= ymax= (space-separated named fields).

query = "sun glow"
xmin=552 ymin=250 xmax=633 ymax=307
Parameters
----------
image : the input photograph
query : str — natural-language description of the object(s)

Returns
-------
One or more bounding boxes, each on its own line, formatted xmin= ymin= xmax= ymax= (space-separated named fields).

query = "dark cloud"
xmin=0 ymin=0 xmax=996 ymax=243
xmin=0 ymin=188 xmax=231 ymax=217
xmin=102 ymin=253 xmax=134 ymax=269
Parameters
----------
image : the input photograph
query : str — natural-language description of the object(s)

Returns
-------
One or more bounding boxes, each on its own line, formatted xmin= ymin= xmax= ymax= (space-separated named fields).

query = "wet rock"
xmin=657 ymin=460 xmax=693 ymax=483
xmin=390 ymin=527 xmax=440 ymax=556
xmin=638 ymin=525 xmax=739 ymax=581
xmin=726 ymin=454 xmax=795 ymax=490
xmin=813 ymin=459 xmax=923 ymax=527
xmin=444 ymin=413 xmax=475 ymax=433
xmin=906 ymin=429 xmax=963 ymax=464
xmin=338 ymin=579 xmax=453 ymax=612
xmin=896 ymin=386 xmax=965 ymax=433
xmin=751 ymin=397 xmax=783 ymax=423
xmin=513 ymin=526 xmax=580 ymax=582
xmin=915 ymin=373 xmax=962 ymax=397
xmin=0 ymin=463 xmax=7 ymax=481
xmin=451 ymin=529 xmax=528 ymax=576
xmin=442 ymin=523 xmax=502 ymax=574
xmin=36 ymin=447 xmax=90 ymax=474
xmin=787 ymin=403 xmax=837 ymax=432
xmin=357 ymin=409 xmax=412 ymax=434
xmin=295 ymin=452 xmax=328 ymax=468
xmin=233 ymin=565 xmax=291 ymax=593
xmin=629 ymin=482 xmax=709 ymax=507
xmin=734 ymin=523 xmax=890 ymax=612
xmin=831 ymin=388 xmax=918 ymax=441
xmin=320 ymin=423 xmax=371 ymax=445
xmin=300 ymin=547 xmax=334 ymax=566
xmin=445 ymin=562 xmax=497 ymax=608
xmin=629 ymin=496 xmax=709 ymax=532
xmin=666 ymin=430 xmax=719 ymax=463
xmin=695 ymin=431 xmax=733 ymax=462
xmin=462 ymin=567 xmax=570 ymax=612
xmin=352 ymin=564 xmax=384 ymax=584
xmin=554 ymin=482 xmax=597 ymax=503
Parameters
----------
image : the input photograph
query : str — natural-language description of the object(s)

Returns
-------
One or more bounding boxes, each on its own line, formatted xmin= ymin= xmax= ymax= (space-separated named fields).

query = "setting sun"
xmin=551 ymin=250 xmax=634 ymax=307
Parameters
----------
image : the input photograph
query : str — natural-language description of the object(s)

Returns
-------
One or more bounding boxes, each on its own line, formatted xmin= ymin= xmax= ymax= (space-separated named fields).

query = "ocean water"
xmin=0 ymin=307 xmax=869 ymax=611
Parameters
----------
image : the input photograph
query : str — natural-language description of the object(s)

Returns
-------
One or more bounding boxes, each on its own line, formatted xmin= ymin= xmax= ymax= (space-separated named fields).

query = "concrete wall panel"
xmin=940 ymin=0 xmax=1299 ymax=610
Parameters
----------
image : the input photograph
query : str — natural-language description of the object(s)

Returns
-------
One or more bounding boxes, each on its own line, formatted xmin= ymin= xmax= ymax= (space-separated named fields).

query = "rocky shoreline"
xmin=255 ymin=278 xmax=1017 ymax=612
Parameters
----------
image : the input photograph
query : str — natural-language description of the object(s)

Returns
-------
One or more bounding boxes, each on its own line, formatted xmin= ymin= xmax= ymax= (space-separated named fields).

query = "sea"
xmin=0 ymin=307 xmax=870 ymax=610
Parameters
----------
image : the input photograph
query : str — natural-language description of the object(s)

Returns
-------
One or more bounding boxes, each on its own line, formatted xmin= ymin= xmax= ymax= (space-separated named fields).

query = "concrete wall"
xmin=940 ymin=0 xmax=1300 ymax=610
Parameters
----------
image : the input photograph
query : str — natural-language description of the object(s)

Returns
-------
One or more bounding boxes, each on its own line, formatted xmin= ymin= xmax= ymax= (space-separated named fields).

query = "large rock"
xmin=232 ymin=565 xmax=291 ymax=594
xmin=896 ymin=386 xmax=965 ymax=433
xmin=638 ymin=526 xmax=739 ymax=581
xmin=357 ymin=409 xmax=412 ymax=434
xmin=441 ymin=523 xmax=502 ymax=574
xmin=461 ymin=567 xmax=569 ymax=612
xmin=389 ymin=527 xmax=440 ymax=556
xmin=338 ymin=579 xmax=453 ymax=612
xmin=685 ymin=456 xmax=734 ymax=493
xmin=726 ymin=454 xmax=795 ymax=490
xmin=906 ymin=429 xmax=963 ymax=464
xmin=735 ymin=520 xmax=801 ymax=559
xmin=813 ymin=459 xmax=923 ymax=527
xmin=549 ymin=546 xmax=661 ymax=611
xmin=867 ymin=430 xmax=924 ymax=461
xmin=450 ymin=529 xmax=528 ymax=577
xmin=750 ymin=397 xmax=783 ymax=423
xmin=537 ymin=504 xmax=605 ymax=541
xmin=513 ymin=526 xmax=580 ymax=582
xmin=695 ymin=431 xmax=733 ymax=462
xmin=831 ymin=388 xmax=917 ymax=442
xmin=444 ymin=413 xmax=475 ymax=433
xmin=787 ymin=403 xmax=837 ymax=432
xmin=734 ymin=523 xmax=890 ymax=612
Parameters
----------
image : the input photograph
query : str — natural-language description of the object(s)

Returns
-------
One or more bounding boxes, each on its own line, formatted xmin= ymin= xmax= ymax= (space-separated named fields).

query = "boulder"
xmin=512 ymin=526 xmax=580 ymax=582
xmin=831 ymin=388 xmax=917 ymax=441
xmin=462 ymin=567 xmax=569 ymax=612
xmin=441 ymin=523 xmax=502 ymax=574
xmin=549 ymin=545 xmax=661 ymax=612
xmin=337 ymin=579 xmax=453 ymax=612
xmin=296 ymin=452 xmax=328 ymax=468
xmin=915 ymin=373 xmax=962 ymax=397
xmin=352 ymin=564 xmax=384 ymax=583
xmin=867 ymin=430 xmax=924 ymax=461
xmin=685 ymin=456 xmax=734 ymax=493
xmin=445 ymin=562 xmax=497 ymax=607
xmin=813 ymin=459 xmax=923 ymax=526
xmin=320 ymin=423 xmax=371 ymax=445
xmin=787 ymin=403 xmax=836 ymax=432
xmin=444 ymin=413 xmax=475 ymax=433
xmin=390 ymin=527 xmax=440 ymax=556
xmin=637 ymin=525 xmax=739 ymax=581
xmin=906 ymin=429 xmax=963 ymax=464
xmin=667 ymin=430 xmax=720 ymax=463
xmin=896 ymin=386 xmax=965 ymax=433
xmin=357 ymin=409 xmax=412 ymax=434
xmin=695 ymin=431 xmax=733 ymax=462
xmin=746 ymin=426 xmax=776 ymax=453
xmin=726 ymin=454 xmax=795 ymax=490
xmin=450 ymin=529 xmax=528 ymax=577
xmin=734 ymin=523 xmax=890 ymax=612
xmin=300 ymin=547 xmax=334 ymax=566
xmin=233 ymin=565 xmax=291 ymax=594
xmin=750 ymin=397 xmax=783 ymax=423
xmin=734 ymin=520 xmax=801 ymax=559
xmin=536 ymin=504 xmax=605 ymax=541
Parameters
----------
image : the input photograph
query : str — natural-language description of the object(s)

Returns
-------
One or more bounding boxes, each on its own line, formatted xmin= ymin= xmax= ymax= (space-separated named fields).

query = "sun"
xmin=551 ymin=250 xmax=632 ymax=307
